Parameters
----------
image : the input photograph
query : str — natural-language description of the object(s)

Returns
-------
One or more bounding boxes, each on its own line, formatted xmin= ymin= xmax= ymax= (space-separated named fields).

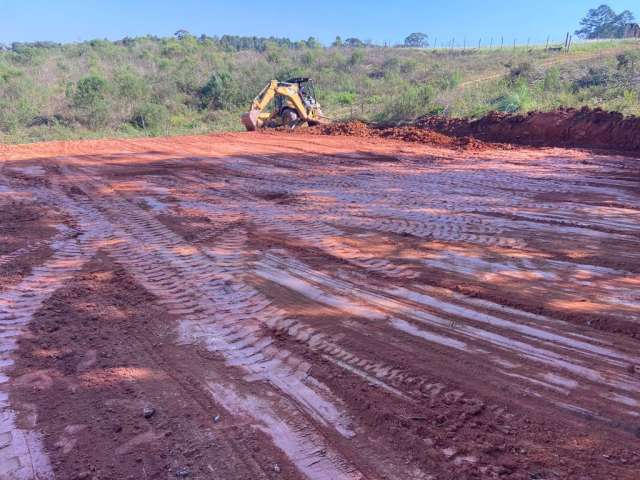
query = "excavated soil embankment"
xmin=312 ymin=108 xmax=640 ymax=153
xmin=418 ymin=107 xmax=640 ymax=153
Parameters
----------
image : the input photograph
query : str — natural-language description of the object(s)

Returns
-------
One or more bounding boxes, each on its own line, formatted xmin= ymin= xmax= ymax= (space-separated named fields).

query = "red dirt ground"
xmin=1 ymin=131 xmax=639 ymax=480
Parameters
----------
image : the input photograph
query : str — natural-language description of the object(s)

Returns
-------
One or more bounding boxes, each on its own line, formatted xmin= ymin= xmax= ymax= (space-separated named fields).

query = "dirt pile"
xmin=417 ymin=107 xmax=640 ymax=153
xmin=309 ymin=121 xmax=488 ymax=150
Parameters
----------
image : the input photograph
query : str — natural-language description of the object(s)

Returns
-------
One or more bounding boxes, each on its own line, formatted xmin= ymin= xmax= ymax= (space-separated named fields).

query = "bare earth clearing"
xmin=0 ymin=131 xmax=639 ymax=479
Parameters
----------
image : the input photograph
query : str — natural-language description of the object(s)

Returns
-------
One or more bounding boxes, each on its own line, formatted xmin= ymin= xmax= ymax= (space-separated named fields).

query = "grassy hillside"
xmin=1 ymin=35 xmax=639 ymax=143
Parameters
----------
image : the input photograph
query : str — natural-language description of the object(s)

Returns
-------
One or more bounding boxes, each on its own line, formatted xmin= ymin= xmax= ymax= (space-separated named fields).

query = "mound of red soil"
xmin=417 ymin=107 xmax=640 ymax=153
xmin=308 ymin=121 xmax=488 ymax=150
xmin=316 ymin=120 xmax=372 ymax=137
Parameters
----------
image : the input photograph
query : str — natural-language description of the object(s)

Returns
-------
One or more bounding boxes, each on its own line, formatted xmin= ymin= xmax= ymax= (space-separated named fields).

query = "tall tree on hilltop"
xmin=404 ymin=32 xmax=429 ymax=47
xmin=575 ymin=4 xmax=635 ymax=39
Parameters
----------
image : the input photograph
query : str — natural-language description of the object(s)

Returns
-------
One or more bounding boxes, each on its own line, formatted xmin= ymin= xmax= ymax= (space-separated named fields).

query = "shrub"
xmin=349 ymin=50 xmax=365 ymax=67
xmin=435 ymin=71 xmax=462 ymax=90
xmin=300 ymin=50 xmax=316 ymax=66
xmin=400 ymin=59 xmax=418 ymax=75
xmin=377 ymin=84 xmax=437 ymax=121
xmin=71 ymin=75 xmax=110 ymax=128
xmin=543 ymin=67 xmax=562 ymax=92
xmin=276 ymin=66 xmax=305 ymax=82
xmin=382 ymin=57 xmax=400 ymax=71
xmin=0 ymin=62 xmax=21 ymax=84
xmin=616 ymin=51 xmax=640 ymax=71
xmin=335 ymin=92 xmax=356 ymax=106
xmin=10 ymin=45 xmax=42 ymax=65
xmin=114 ymin=70 xmax=148 ymax=113
xmin=572 ymin=67 xmax=611 ymax=91
xmin=494 ymin=81 xmax=535 ymax=113
xmin=199 ymin=72 xmax=239 ymax=110
xmin=507 ymin=62 xmax=534 ymax=84
xmin=132 ymin=102 xmax=169 ymax=133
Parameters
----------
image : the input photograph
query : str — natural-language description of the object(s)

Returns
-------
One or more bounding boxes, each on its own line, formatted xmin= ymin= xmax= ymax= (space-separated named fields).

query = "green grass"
xmin=1 ymin=36 xmax=638 ymax=143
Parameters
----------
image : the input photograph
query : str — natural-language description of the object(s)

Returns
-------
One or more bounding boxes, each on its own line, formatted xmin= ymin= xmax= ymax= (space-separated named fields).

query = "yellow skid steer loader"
xmin=241 ymin=78 xmax=329 ymax=131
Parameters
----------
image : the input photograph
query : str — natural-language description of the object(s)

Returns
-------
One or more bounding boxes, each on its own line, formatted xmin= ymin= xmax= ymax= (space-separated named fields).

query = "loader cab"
xmin=287 ymin=77 xmax=318 ymax=108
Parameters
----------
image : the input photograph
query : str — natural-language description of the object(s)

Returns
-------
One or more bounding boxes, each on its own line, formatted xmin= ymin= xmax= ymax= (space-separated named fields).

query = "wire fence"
xmin=384 ymin=36 xmax=640 ymax=53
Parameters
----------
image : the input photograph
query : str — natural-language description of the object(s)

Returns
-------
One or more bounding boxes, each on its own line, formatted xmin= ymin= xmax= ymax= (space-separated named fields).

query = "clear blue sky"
xmin=1 ymin=1 xmax=638 ymax=46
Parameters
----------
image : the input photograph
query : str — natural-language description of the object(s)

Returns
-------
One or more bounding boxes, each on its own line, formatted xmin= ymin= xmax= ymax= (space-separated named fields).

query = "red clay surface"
xmin=0 ymin=131 xmax=639 ymax=479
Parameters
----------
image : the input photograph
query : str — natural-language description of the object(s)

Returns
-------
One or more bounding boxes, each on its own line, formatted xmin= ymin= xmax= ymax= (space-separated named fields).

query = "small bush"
xmin=572 ymin=67 xmax=611 ymax=91
xmin=300 ymin=50 xmax=316 ymax=66
xmin=0 ymin=62 xmax=21 ymax=84
xmin=132 ymin=102 xmax=169 ymax=133
xmin=349 ymin=50 xmax=365 ymax=67
xmin=616 ymin=51 xmax=640 ymax=71
xmin=435 ymin=71 xmax=462 ymax=90
xmin=335 ymin=92 xmax=356 ymax=106
xmin=70 ymin=75 xmax=110 ymax=128
xmin=11 ymin=45 xmax=42 ymax=65
xmin=543 ymin=67 xmax=562 ymax=92
xmin=507 ymin=62 xmax=534 ymax=84
xmin=377 ymin=84 xmax=437 ymax=121
xmin=494 ymin=81 xmax=535 ymax=113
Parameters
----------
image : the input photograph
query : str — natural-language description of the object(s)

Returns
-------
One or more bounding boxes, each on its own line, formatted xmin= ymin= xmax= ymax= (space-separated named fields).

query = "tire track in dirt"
xmin=254 ymin=252 xmax=640 ymax=431
xmin=75 ymin=168 xmax=518 ymax=477
xmin=47 ymin=163 xmax=374 ymax=480
xmin=176 ymin=153 xmax=640 ymax=321
xmin=78 ymin=153 xmax=640 ymax=476
xmin=0 ymin=233 xmax=98 ymax=479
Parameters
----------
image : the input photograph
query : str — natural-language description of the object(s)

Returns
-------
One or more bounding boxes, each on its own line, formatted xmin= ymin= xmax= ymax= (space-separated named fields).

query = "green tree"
xmin=404 ymin=32 xmax=429 ymax=48
xmin=575 ymin=5 xmax=635 ymax=39
xmin=71 ymin=75 xmax=109 ymax=128
xmin=306 ymin=37 xmax=321 ymax=49
xmin=114 ymin=70 xmax=148 ymax=115
xmin=344 ymin=38 xmax=365 ymax=48
xmin=199 ymin=72 xmax=239 ymax=110
xmin=332 ymin=36 xmax=343 ymax=47
xmin=174 ymin=29 xmax=192 ymax=40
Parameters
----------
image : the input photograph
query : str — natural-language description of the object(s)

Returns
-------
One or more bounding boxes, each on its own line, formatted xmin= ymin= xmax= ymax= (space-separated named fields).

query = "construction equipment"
xmin=241 ymin=78 xmax=329 ymax=131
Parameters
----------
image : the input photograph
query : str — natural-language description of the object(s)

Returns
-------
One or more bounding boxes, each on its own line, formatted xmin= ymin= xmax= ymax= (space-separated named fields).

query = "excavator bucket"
xmin=241 ymin=109 xmax=260 ymax=131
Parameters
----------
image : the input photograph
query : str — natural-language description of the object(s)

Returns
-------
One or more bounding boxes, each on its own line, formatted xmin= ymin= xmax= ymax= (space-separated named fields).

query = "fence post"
xmin=478 ymin=38 xmax=481 ymax=49
xmin=513 ymin=38 xmax=516 ymax=50
xmin=490 ymin=37 xmax=493 ymax=49
xmin=564 ymin=32 xmax=570 ymax=51
xmin=501 ymin=36 xmax=504 ymax=49
xmin=545 ymin=36 xmax=550 ymax=50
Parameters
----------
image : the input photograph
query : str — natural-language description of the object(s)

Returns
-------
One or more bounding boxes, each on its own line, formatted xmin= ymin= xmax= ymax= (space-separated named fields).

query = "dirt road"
xmin=1 ymin=132 xmax=639 ymax=479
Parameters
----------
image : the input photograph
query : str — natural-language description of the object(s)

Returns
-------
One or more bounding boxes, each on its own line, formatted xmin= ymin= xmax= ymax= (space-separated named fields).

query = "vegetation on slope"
xmin=0 ymin=33 xmax=638 ymax=143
